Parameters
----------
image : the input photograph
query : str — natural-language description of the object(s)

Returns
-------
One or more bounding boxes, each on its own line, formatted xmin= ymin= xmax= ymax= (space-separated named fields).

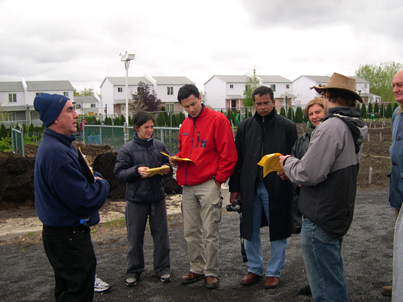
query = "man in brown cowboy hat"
xmin=279 ymin=72 xmax=368 ymax=301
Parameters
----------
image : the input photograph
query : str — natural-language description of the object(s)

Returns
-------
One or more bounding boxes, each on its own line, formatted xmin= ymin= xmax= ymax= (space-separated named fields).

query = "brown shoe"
xmin=181 ymin=272 xmax=205 ymax=284
xmin=241 ymin=272 xmax=261 ymax=285
xmin=382 ymin=285 xmax=392 ymax=297
xmin=205 ymin=276 xmax=219 ymax=289
xmin=264 ymin=276 xmax=280 ymax=289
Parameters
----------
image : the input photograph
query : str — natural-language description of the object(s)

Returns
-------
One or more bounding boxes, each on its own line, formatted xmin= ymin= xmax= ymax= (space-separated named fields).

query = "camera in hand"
xmin=226 ymin=198 xmax=242 ymax=213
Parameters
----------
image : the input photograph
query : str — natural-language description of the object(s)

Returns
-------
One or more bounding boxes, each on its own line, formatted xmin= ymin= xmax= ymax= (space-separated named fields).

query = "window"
xmin=270 ymin=84 xmax=276 ymax=92
xmin=167 ymin=87 xmax=173 ymax=95
xmin=166 ymin=103 xmax=174 ymax=112
xmin=286 ymin=84 xmax=290 ymax=89
xmin=118 ymin=87 xmax=123 ymax=92
xmin=63 ymin=92 xmax=69 ymax=97
xmin=8 ymin=94 xmax=16 ymax=103
xmin=91 ymin=104 xmax=96 ymax=108
xmin=6 ymin=112 xmax=16 ymax=121
xmin=75 ymin=104 xmax=81 ymax=109
xmin=230 ymin=84 xmax=234 ymax=89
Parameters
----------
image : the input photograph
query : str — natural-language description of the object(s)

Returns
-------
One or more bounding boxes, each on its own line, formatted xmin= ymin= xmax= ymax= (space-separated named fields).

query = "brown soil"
xmin=0 ymin=142 xmax=182 ymax=210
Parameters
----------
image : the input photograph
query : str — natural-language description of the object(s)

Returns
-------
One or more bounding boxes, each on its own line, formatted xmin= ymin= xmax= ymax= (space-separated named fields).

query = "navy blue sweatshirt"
xmin=34 ymin=128 xmax=110 ymax=227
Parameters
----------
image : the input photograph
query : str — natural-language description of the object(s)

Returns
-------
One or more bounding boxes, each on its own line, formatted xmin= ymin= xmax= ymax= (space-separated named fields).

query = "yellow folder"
xmin=257 ymin=153 xmax=283 ymax=177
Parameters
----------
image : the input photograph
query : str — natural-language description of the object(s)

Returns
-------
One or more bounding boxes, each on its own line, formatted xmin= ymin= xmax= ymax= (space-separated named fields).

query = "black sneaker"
xmin=125 ymin=273 xmax=140 ymax=287
xmin=160 ymin=274 xmax=171 ymax=283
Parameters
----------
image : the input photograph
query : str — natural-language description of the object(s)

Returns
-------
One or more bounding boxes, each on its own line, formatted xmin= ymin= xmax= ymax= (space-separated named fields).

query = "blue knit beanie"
xmin=34 ymin=93 xmax=69 ymax=127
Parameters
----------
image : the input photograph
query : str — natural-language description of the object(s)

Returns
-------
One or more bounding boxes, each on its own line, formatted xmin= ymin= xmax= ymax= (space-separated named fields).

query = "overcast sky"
xmin=1 ymin=0 xmax=402 ymax=94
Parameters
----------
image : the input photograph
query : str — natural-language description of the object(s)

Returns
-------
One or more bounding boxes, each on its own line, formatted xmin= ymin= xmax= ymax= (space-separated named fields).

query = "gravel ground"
xmin=0 ymin=188 xmax=394 ymax=301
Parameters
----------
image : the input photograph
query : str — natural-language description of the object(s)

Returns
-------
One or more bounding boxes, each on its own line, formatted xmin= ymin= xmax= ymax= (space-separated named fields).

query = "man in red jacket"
xmin=170 ymin=84 xmax=237 ymax=289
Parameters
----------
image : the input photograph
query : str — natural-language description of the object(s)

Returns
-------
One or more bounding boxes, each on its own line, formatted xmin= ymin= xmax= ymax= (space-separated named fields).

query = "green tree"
xmin=368 ymin=102 xmax=373 ymax=113
xmin=177 ymin=112 xmax=186 ymax=125
xmin=360 ymin=103 xmax=367 ymax=118
xmin=243 ymin=108 xmax=252 ymax=119
xmin=380 ymin=103 xmax=385 ymax=118
xmin=171 ymin=114 xmax=177 ymax=127
xmin=386 ymin=103 xmax=393 ymax=118
xmin=226 ymin=109 xmax=235 ymax=125
xmin=28 ymin=123 xmax=35 ymax=136
xmin=114 ymin=116 xmax=121 ymax=126
xmin=242 ymin=68 xmax=260 ymax=107
xmin=374 ymin=101 xmax=380 ymax=114
xmin=103 ymin=116 xmax=109 ymax=125
xmin=74 ymin=88 xmax=96 ymax=97
xmin=287 ymin=107 xmax=294 ymax=121
xmin=355 ymin=61 xmax=403 ymax=103
xmin=157 ymin=113 xmax=166 ymax=126
xmin=0 ymin=123 xmax=7 ymax=138
xmin=280 ymin=107 xmax=286 ymax=117
xmin=295 ymin=107 xmax=304 ymax=123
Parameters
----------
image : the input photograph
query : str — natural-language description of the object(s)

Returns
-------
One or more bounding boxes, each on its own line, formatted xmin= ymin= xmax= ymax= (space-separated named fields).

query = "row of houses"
xmin=0 ymin=74 xmax=378 ymax=127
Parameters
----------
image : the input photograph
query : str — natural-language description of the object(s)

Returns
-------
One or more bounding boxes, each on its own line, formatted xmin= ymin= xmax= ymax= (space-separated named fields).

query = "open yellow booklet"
xmin=257 ymin=153 xmax=283 ymax=177
xmin=144 ymin=166 xmax=169 ymax=177
xmin=160 ymin=151 xmax=197 ymax=165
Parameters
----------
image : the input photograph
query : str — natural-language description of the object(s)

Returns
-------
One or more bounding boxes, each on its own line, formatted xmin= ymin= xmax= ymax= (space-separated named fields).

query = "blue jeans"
xmin=245 ymin=181 xmax=287 ymax=277
xmin=301 ymin=217 xmax=348 ymax=302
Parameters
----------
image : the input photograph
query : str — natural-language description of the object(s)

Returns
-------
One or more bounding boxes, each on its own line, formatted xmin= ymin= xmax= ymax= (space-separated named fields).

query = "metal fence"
xmin=11 ymin=128 xmax=24 ymax=156
xmin=82 ymin=125 xmax=180 ymax=155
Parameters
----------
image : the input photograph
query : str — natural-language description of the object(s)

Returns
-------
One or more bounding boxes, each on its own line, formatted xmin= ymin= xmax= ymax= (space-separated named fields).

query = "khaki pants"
xmin=182 ymin=179 xmax=222 ymax=277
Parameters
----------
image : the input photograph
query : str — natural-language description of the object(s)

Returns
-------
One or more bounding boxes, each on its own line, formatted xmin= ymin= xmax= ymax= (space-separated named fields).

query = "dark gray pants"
xmin=126 ymin=200 xmax=170 ymax=278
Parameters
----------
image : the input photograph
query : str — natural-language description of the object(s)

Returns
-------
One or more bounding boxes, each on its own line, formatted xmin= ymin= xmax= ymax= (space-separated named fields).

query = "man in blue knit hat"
xmin=34 ymin=93 xmax=110 ymax=301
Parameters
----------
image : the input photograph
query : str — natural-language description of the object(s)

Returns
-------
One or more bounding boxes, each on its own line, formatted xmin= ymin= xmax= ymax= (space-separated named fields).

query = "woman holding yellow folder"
xmin=114 ymin=111 xmax=172 ymax=287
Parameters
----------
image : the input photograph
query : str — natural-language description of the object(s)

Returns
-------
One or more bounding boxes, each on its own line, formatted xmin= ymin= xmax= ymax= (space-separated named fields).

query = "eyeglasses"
xmin=392 ymin=82 xmax=403 ymax=89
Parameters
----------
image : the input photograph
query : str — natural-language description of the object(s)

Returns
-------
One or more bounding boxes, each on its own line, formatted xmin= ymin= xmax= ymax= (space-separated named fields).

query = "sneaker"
xmin=125 ymin=277 xmax=138 ymax=287
xmin=160 ymin=274 xmax=171 ymax=283
xmin=94 ymin=277 xmax=111 ymax=292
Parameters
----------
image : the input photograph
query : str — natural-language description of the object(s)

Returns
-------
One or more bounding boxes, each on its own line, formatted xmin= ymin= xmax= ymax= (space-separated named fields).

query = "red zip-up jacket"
xmin=175 ymin=106 xmax=237 ymax=186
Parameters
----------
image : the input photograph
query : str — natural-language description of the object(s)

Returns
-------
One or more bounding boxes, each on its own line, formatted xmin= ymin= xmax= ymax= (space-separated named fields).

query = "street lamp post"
xmin=120 ymin=51 xmax=135 ymax=143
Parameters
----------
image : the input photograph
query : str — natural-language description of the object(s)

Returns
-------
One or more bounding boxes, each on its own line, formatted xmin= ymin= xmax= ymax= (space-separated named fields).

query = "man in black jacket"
xmin=229 ymin=86 xmax=297 ymax=289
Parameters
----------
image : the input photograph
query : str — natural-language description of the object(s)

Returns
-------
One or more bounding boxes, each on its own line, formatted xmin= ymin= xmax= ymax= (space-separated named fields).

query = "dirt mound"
xmin=93 ymin=152 xmax=182 ymax=200
xmin=0 ymin=141 xmax=182 ymax=207
xmin=0 ymin=153 xmax=35 ymax=208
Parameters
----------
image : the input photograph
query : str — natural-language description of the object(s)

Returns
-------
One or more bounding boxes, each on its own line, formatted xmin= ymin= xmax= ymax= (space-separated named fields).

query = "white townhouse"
xmin=203 ymin=74 xmax=295 ymax=112
xmin=293 ymin=75 xmax=375 ymax=107
xmin=292 ymin=75 xmax=330 ymax=107
xmin=100 ymin=75 xmax=195 ymax=116
xmin=73 ymin=95 xmax=101 ymax=116
xmin=0 ymin=79 xmax=74 ymax=127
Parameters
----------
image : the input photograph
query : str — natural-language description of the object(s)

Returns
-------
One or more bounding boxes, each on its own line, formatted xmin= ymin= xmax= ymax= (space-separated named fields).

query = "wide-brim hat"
xmin=311 ymin=72 xmax=363 ymax=103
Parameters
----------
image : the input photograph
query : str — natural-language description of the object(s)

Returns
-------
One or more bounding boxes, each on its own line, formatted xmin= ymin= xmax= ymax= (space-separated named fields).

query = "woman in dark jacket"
xmin=114 ymin=112 xmax=172 ymax=287
xmin=290 ymin=97 xmax=325 ymax=296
